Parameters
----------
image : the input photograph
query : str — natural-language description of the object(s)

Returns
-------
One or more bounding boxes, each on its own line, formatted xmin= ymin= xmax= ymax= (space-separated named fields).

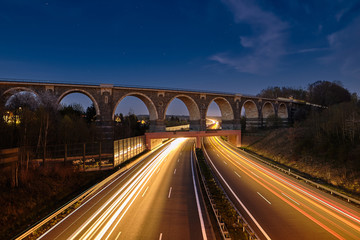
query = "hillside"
xmin=244 ymin=128 xmax=360 ymax=195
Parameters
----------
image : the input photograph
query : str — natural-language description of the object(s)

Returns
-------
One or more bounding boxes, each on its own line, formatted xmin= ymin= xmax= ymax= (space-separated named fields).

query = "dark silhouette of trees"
xmin=165 ymin=115 xmax=189 ymax=127
xmin=257 ymin=81 xmax=352 ymax=107
xmin=85 ymin=103 xmax=97 ymax=123
xmin=307 ymin=81 xmax=351 ymax=106
xmin=257 ymin=86 xmax=307 ymax=100
xmin=114 ymin=113 xmax=149 ymax=139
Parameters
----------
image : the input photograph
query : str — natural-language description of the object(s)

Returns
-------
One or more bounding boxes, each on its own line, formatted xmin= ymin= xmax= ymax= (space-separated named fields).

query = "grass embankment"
xmin=0 ymin=164 xmax=117 ymax=239
xmin=196 ymin=148 xmax=249 ymax=240
xmin=244 ymin=128 xmax=360 ymax=198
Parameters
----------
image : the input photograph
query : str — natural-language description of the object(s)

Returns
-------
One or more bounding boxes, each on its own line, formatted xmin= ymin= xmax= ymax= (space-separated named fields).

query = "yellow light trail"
xmin=67 ymin=138 xmax=186 ymax=240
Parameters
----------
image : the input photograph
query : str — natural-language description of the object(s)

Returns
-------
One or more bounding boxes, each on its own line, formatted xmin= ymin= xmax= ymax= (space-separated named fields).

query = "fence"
xmin=0 ymin=148 xmax=20 ymax=187
xmin=114 ymin=136 xmax=146 ymax=167
xmin=31 ymin=141 xmax=113 ymax=168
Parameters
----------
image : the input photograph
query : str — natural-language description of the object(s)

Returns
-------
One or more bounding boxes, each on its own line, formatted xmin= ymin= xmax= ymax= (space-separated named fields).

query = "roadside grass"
xmin=0 ymin=165 xmax=116 ymax=240
xmin=240 ymin=147 xmax=360 ymax=204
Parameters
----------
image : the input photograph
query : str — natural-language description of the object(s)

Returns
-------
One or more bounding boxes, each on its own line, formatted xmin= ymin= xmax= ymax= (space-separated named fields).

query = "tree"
xmin=307 ymin=81 xmax=351 ymax=106
xmin=85 ymin=103 xmax=97 ymax=123
xmin=257 ymin=86 xmax=307 ymax=100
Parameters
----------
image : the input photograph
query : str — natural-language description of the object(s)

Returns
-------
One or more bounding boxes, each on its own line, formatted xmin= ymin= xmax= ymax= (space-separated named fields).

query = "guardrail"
xmin=220 ymin=138 xmax=360 ymax=206
xmin=192 ymin=145 xmax=231 ymax=239
xmin=194 ymin=145 xmax=258 ymax=240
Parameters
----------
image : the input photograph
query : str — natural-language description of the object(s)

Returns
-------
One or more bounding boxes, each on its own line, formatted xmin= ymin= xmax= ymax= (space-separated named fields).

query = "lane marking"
xmin=115 ymin=232 xmax=122 ymax=240
xmin=156 ymin=168 xmax=160 ymax=174
xmin=234 ymin=171 xmax=241 ymax=178
xmin=257 ymin=192 xmax=271 ymax=205
xmin=168 ymin=187 xmax=172 ymax=198
xmin=191 ymin=152 xmax=208 ymax=240
xmin=142 ymin=186 xmax=149 ymax=197
xmin=223 ymin=161 xmax=228 ymax=165
xmin=174 ymin=169 xmax=177 ymax=174
xmin=159 ymin=233 xmax=163 ymax=240
xmin=203 ymin=147 xmax=270 ymax=240
xmin=282 ymin=192 xmax=300 ymax=206
xmin=250 ymin=171 xmax=260 ymax=178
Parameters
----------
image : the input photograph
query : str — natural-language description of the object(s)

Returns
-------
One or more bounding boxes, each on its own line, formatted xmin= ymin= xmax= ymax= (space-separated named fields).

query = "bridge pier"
xmin=150 ymin=120 xmax=166 ymax=132
xmin=190 ymin=120 xmax=204 ymax=131
xmin=228 ymin=134 xmax=241 ymax=147
xmin=221 ymin=120 xmax=235 ymax=130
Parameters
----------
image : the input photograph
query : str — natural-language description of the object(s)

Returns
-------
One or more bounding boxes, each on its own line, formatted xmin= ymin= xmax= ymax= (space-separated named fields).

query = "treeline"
xmin=294 ymin=100 xmax=360 ymax=172
xmin=164 ymin=115 xmax=189 ymax=127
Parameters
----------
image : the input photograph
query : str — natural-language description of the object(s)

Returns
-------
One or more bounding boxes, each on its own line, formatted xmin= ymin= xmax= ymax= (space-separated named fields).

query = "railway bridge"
xmin=0 ymin=81 xmax=304 ymax=143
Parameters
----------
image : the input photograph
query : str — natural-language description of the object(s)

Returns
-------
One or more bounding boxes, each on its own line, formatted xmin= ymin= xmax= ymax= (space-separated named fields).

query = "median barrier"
xmin=193 ymin=145 xmax=258 ymax=240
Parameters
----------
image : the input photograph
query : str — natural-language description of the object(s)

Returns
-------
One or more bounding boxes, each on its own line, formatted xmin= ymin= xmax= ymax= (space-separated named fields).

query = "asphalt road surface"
xmin=39 ymin=138 xmax=213 ymax=240
xmin=203 ymin=136 xmax=360 ymax=240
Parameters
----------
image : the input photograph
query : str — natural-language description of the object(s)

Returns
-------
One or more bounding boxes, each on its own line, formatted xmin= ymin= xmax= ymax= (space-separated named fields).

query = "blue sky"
xmin=1 ymin=0 xmax=360 ymax=115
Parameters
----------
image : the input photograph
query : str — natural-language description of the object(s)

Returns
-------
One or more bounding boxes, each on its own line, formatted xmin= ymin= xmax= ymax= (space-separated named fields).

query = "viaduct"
xmin=0 ymin=81 xmax=305 ymax=148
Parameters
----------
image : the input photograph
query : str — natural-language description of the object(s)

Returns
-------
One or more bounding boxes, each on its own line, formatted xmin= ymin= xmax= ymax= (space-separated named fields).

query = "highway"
xmin=203 ymin=136 xmax=360 ymax=239
xmin=39 ymin=138 xmax=213 ymax=240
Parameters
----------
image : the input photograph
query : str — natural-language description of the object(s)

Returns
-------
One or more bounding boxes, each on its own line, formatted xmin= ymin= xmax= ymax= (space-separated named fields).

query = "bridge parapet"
xmin=145 ymin=130 xmax=241 ymax=150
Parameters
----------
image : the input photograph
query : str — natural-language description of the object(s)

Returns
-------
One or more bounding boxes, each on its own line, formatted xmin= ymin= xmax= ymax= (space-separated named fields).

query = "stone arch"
xmin=262 ymin=102 xmax=275 ymax=118
xmin=165 ymin=95 xmax=200 ymax=120
xmin=1 ymin=87 xmax=39 ymax=103
xmin=112 ymin=92 xmax=158 ymax=121
xmin=242 ymin=100 xmax=259 ymax=118
xmin=206 ymin=97 xmax=234 ymax=121
xmin=278 ymin=103 xmax=288 ymax=118
xmin=57 ymin=89 xmax=100 ymax=116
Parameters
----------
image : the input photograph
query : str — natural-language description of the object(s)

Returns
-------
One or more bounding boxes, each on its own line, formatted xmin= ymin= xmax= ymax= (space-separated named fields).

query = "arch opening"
xmin=112 ymin=92 xmax=157 ymax=121
xmin=58 ymin=89 xmax=100 ymax=117
xmin=242 ymin=100 xmax=259 ymax=118
xmin=113 ymin=95 xmax=150 ymax=139
xmin=241 ymin=100 xmax=259 ymax=130
xmin=278 ymin=103 xmax=288 ymax=118
xmin=262 ymin=102 xmax=275 ymax=118
xmin=206 ymin=97 xmax=234 ymax=130
xmin=58 ymin=92 xmax=99 ymax=144
xmin=3 ymin=90 xmax=41 ymax=125
xmin=164 ymin=97 xmax=191 ymax=131
xmin=164 ymin=95 xmax=201 ymax=131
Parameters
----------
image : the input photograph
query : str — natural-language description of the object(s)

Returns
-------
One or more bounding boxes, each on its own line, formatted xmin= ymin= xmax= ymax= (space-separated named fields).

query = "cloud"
xmin=325 ymin=16 xmax=360 ymax=78
xmin=210 ymin=0 xmax=288 ymax=74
